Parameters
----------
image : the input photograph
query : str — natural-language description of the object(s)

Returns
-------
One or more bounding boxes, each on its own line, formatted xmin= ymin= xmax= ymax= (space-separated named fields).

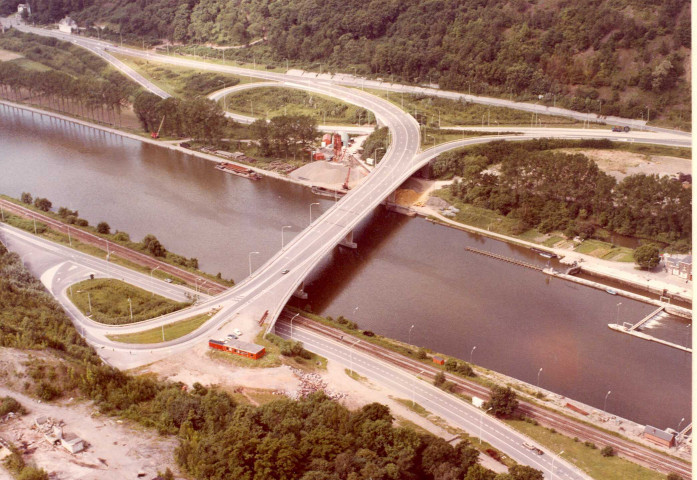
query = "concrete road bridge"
xmin=3 ymin=22 xmax=692 ymax=479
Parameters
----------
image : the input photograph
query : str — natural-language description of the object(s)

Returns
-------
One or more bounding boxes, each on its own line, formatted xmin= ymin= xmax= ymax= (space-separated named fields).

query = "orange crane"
xmin=151 ymin=116 xmax=165 ymax=139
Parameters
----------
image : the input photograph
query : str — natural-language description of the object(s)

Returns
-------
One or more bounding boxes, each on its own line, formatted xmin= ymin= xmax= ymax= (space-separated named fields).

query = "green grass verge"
xmin=505 ymin=419 xmax=665 ymax=480
xmin=574 ymin=239 xmax=635 ymax=262
xmin=69 ymin=278 xmax=191 ymax=325
xmin=8 ymin=57 xmax=52 ymax=72
xmin=113 ymin=55 xmax=258 ymax=97
xmin=419 ymin=127 xmax=505 ymax=148
xmin=224 ymin=86 xmax=373 ymax=125
xmin=394 ymin=398 xmax=430 ymax=417
xmin=106 ymin=312 xmax=212 ymax=343
xmin=366 ymin=89 xmax=587 ymax=128
xmin=344 ymin=368 xmax=368 ymax=383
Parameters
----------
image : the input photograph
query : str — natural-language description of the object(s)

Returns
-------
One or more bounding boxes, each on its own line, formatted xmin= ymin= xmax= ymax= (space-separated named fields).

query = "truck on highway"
xmin=612 ymin=126 xmax=630 ymax=132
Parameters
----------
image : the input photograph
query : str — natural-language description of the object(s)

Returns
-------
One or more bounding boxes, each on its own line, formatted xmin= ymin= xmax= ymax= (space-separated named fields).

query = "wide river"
xmin=1 ymin=104 xmax=690 ymax=429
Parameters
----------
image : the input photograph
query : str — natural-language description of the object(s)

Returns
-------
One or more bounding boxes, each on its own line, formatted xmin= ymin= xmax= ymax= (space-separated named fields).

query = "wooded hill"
xmin=1 ymin=0 xmax=690 ymax=127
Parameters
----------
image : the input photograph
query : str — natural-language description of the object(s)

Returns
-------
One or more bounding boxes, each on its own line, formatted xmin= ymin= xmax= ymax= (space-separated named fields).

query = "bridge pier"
xmin=339 ymin=230 xmax=357 ymax=249
xmin=292 ymin=281 xmax=308 ymax=300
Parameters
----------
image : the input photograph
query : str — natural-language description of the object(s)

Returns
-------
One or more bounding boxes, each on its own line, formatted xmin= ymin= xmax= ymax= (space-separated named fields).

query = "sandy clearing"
xmin=147 ymin=346 xmax=507 ymax=474
xmin=289 ymin=160 xmax=366 ymax=189
xmin=0 ymin=384 xmax=180 ymax=480
xmin=143 ymin=342 xmax=301 ymax=393
xmin=0 ymin=49 xmax=22 ymax=62
xmin=558 ymin=149 xmax=690 ymax=180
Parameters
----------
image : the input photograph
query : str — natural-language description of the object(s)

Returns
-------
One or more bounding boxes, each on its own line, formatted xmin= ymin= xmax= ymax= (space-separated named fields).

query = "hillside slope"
xmin=1 ymin=0 xmax=691 ymax=127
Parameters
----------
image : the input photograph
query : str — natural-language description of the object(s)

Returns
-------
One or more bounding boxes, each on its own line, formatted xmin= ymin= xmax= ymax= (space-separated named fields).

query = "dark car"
xmin=362 ymin=330 xmax=375 ymax=337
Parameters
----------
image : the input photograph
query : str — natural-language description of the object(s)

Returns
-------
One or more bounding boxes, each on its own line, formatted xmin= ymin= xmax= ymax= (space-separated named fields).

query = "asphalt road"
xmin=274 ymin=318 xmax=592 ymax=480
xmin=1 ymin=21 xmax=690 ymax=478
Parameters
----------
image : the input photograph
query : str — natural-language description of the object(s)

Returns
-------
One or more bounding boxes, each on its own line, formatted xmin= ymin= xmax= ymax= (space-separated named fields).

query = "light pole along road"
xmin=4 ymin=24 xmax=691 ymax=479
xmin=273 ymin=319 xmax=592 ymax=480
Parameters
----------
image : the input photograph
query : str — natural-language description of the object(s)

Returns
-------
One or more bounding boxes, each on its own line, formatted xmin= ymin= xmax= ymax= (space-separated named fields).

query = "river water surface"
xmin=1 ymin=104 xmax=690 ymax=429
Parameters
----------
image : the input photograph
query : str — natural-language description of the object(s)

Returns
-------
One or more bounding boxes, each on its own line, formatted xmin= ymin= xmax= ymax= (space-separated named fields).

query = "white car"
xmin=233 ymin=328 xmax=242 ymax=336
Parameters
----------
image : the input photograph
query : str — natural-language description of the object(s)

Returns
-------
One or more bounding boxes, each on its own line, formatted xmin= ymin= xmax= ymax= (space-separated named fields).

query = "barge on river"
xmin=215 ymin=162 xmax=262 ymax=180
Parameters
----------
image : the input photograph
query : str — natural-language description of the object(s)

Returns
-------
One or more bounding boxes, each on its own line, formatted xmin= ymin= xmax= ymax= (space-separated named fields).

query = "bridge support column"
xmin=339 ymin=230 xmax=357 ymax=249
xmin=292 ymin=281 xmax=308 ymax=300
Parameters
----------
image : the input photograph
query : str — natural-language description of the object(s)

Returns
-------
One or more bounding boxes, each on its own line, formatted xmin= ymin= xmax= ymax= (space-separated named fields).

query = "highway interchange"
xmin=1 ymin=19 xmax=692 ymax=479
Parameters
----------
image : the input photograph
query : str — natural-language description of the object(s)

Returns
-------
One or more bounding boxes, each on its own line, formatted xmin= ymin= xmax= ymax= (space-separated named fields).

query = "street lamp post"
xmin=66 ymin=225 xmax=71 ymax=246
xmin=604 ymin=390 xmax=611 ymax=412
xmin=408 ymin=324 xmax=415 ymax=345
xmin=537 ymin=367 xmax=543 ymax=389
xmin=248 ymin=251 xmax=259 ymax=276
xmin=81 ymin=290 xmax=92 ymax=315
xmin=289 ymin=313 xmax=299 ymax=339
xmin=127 ymin=297 xmax=133 ymax=322
xmin=426 ymin=134 xmax=436 ymax=148
xmin=470 ymin=346 xmax=477 ymax=364
xmin=349 ymin=339 xmax=360 ymax=375
xmin=616 ymin=302 xmax=622 ymax=324
xmin=150 ymin=266 xmax=160 ymax=297
xmin=310 ymin=202 xmax=320 ymax=224
xmin=281 ymin=225 xmax=292 ymax=249
xmin=677 ymin=417 xmax=685 ymax=437
xmin=479 ymin=407 xmax=493 ymax=444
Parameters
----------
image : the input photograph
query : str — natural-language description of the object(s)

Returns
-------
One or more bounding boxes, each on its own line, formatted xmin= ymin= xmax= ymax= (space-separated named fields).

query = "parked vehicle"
xmin=522 ymin=442 xmax=544 ymax=455
xmin=612 ymin=126 xmax=630 ymax=132
xmin=233 ymin=328 xmax=242 ymax=336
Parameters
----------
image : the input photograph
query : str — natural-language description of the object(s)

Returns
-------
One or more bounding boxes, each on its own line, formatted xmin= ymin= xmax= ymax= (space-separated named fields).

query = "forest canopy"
xmin=1 ymin=0 xmax=690 ymax=124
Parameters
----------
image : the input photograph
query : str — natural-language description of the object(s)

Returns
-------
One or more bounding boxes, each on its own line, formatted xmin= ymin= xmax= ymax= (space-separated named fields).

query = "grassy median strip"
xmin=505 ymin=419 xmax=664 ymax=480
xmin=70 ymin=279 xmax=191 ymax=325
xmin=107 ymin=312 xmax=211 ymax=344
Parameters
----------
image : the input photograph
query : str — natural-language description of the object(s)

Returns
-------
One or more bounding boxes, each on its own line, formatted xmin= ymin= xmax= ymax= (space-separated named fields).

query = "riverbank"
xmin=415 ymin=206 xmax=692 ymax=305
xmin=3 ymin=99 xmax=691 ymax=307
xmin=0 ymin=99 xmax=318 ymax=189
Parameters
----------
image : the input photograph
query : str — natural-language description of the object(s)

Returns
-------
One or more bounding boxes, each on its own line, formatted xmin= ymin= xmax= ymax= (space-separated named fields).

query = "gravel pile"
xmin=281 ymin=368 xmax=347 ymax=401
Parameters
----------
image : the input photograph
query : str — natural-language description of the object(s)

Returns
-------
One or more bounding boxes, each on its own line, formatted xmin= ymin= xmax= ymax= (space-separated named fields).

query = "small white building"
xmin=60 ymin=433 xmax=85 ymax=454
xmin=58 ymin=17 xmax=78 ymax=34
xmin=17 ymin=4 xmax=31 ymax=15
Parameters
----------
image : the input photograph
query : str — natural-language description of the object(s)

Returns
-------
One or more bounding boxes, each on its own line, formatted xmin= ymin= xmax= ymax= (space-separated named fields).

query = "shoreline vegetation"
xmin=0 ymin=242 xmax=516 ymax=480
xmin=0 ymin=192 xmax=234 ymax=291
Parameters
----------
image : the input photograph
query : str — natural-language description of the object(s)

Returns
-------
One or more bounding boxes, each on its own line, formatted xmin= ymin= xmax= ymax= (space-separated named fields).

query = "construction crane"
xmin=151 ymin=116 xmax=165 ymax=139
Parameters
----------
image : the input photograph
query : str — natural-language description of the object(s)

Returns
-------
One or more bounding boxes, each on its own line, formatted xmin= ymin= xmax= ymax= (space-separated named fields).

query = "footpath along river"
xmin=1 ymin=104 xmax=690 ymax=429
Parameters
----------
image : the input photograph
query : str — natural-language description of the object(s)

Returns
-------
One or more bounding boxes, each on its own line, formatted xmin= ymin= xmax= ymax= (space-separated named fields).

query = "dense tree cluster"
xmin=0 ymin=244 xmax=540 ymax=480
xmin=250 ymin=115 xmax=318 ymax=158
xmin=133 ymin=91 xmax=229 ymax=141
xmin=0 ymin=30 xmax=137 ymax=124
xmin=7 ymin=0 xmax=689 ymax=121
xmin=438 ymin=140 xmax=691 ymax=245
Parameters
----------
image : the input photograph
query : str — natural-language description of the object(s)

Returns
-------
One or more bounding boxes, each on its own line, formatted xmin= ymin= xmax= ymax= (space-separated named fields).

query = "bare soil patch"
xmin=558 ymin=149 xmax=690 ymax=180
xmin=0 ymin=49 xmax=22 ymax=61
xmin=0 ymin=351 xmax=179 ymax=480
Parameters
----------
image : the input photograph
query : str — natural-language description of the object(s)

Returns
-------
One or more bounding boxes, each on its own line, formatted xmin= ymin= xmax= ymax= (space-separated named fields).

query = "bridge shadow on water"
xmin=288 ymin=206 xmax=411 ymax=313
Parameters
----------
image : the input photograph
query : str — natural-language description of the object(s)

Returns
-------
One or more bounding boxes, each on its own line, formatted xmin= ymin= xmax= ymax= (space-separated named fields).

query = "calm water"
xmin=1 ymin=104 xmax=690 ymax=428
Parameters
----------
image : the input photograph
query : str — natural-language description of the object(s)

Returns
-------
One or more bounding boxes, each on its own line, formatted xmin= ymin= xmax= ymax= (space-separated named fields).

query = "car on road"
xmin=523 ymin=442 xmax=544 ymax=455
xmin=611 ymin=126 xmax=630 ymax=132
xmin=233 ymin=328 xmax=242 ymax=336
xmin=164 ymin=278 xmax=172 ymax=283
xmin=227 ymin=334 xmax=238 ymax=340
xmin=281 ymin=269 xmax=289 ymax=274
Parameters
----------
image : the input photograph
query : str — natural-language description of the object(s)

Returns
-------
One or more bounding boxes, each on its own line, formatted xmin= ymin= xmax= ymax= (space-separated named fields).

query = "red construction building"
xmin=209 ymin=339 xmax=266 ymax=360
